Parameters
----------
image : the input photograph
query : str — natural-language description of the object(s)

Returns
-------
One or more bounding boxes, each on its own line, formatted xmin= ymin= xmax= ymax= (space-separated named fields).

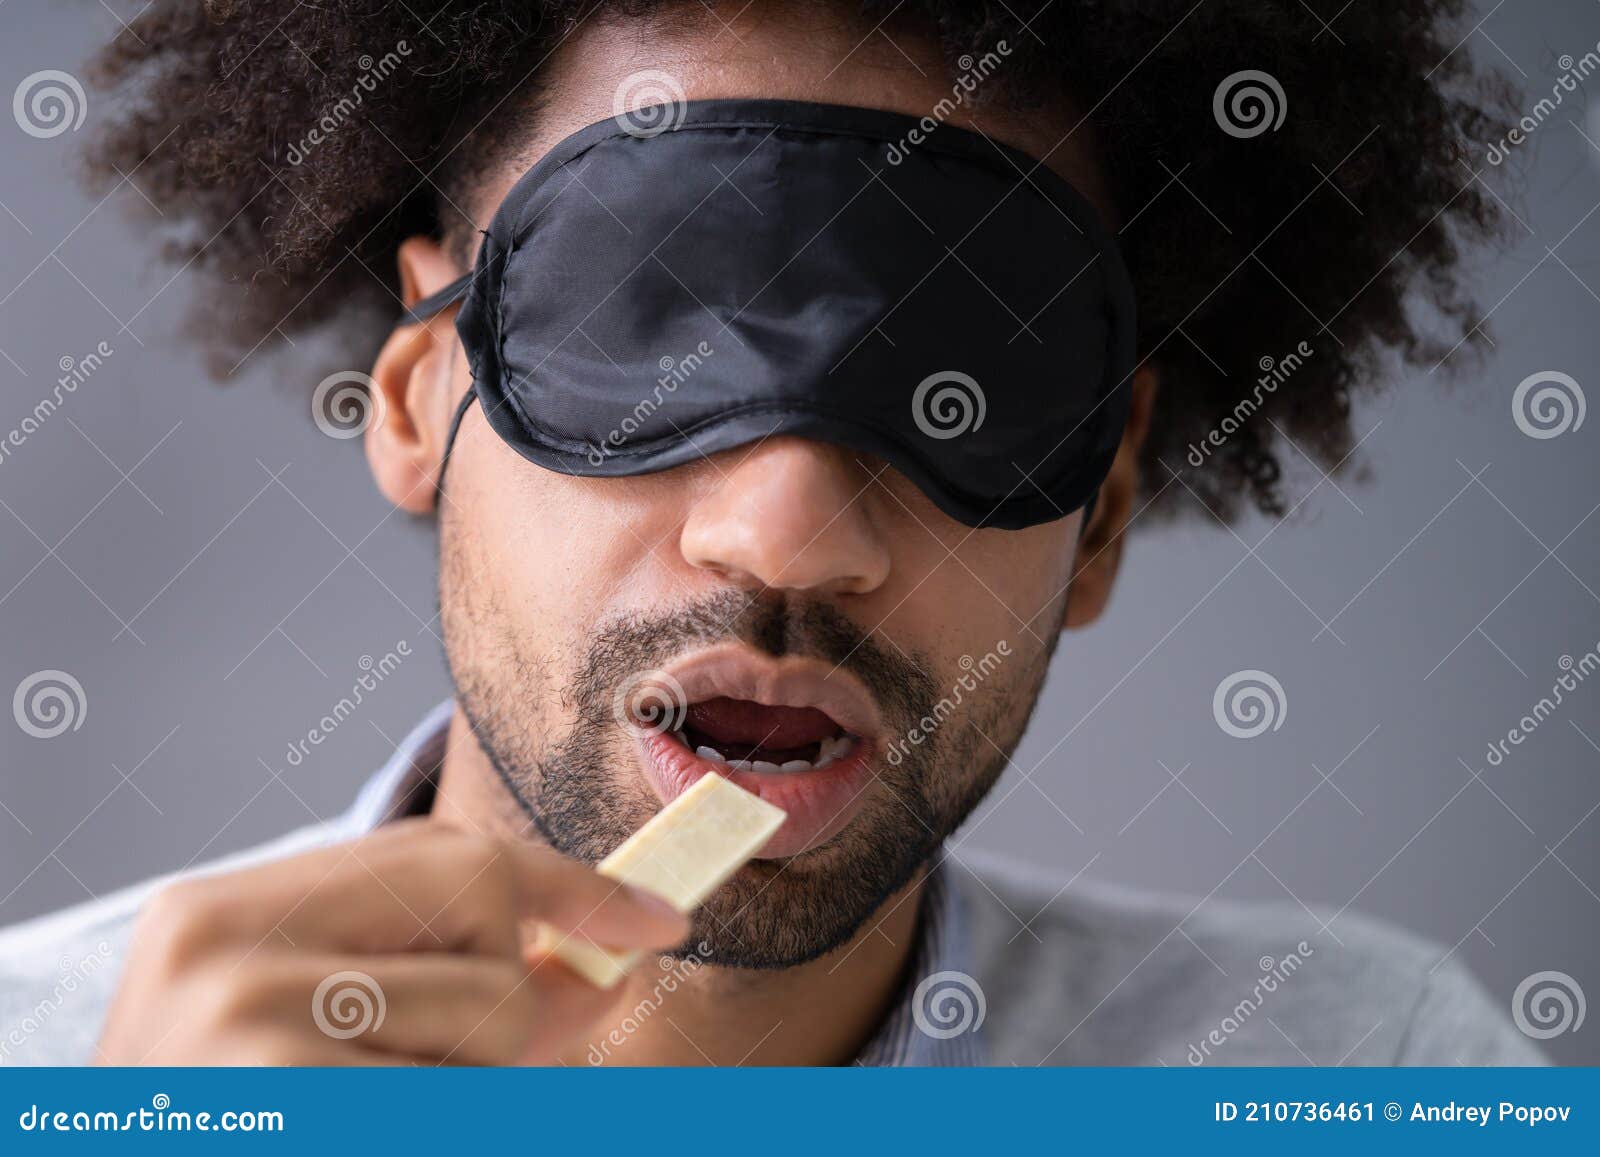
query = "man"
xmin=1 ymin=0 xmax=1542 ymax=1065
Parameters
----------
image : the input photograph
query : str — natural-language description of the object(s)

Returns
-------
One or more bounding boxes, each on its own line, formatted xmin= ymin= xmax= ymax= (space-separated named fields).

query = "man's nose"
xmin=679 ymin=437 xmax=891 ymax=595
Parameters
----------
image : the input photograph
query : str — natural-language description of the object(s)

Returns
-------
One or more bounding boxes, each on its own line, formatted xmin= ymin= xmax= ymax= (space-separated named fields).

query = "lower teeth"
xmin=685 ymin=733 xmax=852 ymax=771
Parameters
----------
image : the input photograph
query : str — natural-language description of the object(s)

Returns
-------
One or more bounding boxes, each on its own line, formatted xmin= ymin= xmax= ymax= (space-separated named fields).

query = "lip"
xmin=628 ymin=645 xmax=885 ymax=858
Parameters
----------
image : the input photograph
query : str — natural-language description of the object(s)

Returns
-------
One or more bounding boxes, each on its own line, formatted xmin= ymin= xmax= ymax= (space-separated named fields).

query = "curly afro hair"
xmin=84 ymin=0 xmax=1516 ymax=522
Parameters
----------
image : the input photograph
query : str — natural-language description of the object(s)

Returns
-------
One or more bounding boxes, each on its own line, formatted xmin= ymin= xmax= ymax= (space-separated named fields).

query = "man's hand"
xmin=95 ymin=819 xmax=687 ymax=1065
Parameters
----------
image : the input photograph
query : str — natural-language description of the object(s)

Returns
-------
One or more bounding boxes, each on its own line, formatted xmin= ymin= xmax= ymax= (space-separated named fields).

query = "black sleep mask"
xmin=407 ymin=98 xmax=1136 ymax=529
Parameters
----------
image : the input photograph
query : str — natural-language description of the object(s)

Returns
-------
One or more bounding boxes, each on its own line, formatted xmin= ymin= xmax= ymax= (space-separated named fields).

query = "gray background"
xmin=1 ymin=1 xmax=1596 ymax=1063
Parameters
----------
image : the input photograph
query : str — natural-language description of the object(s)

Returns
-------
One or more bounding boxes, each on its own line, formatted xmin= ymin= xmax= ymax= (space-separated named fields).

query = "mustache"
xmin=570 ymin=590 xmax=936 ymax=725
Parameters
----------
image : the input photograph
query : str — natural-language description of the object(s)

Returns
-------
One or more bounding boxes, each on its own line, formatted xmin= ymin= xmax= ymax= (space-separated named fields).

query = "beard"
xmin=442 ymin=530 xmax=1055 ymax=969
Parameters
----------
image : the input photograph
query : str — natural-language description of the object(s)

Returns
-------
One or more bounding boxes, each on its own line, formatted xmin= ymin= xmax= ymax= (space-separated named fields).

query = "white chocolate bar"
xmin=533 ymin=773 xmax=786 ymax=987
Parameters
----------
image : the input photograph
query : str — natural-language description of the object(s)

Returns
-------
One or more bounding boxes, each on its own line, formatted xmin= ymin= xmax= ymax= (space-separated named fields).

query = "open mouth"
xmin=626 ymin=649 xmax=885 ymax=857
xmin=665 ymin=696 xmax=860 ymax=773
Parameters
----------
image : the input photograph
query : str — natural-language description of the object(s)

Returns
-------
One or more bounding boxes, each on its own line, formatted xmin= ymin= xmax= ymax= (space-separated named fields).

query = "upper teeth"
xmin=688 ymin=733 xmax=854 ymax=772
xmin=815 ymin=734 xmax=853 ymax=766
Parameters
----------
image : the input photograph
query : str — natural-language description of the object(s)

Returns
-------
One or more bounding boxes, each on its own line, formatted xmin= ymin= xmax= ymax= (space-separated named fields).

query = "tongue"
xmin=683 ymin=697 xmax=840 ymax=749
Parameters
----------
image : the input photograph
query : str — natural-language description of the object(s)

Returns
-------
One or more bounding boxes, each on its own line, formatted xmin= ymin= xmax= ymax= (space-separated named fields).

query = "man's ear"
xmin=365 ymin=237 xmax=465 ymax=515
xmin=1064 ymin=365 xmax=1159 ymax=629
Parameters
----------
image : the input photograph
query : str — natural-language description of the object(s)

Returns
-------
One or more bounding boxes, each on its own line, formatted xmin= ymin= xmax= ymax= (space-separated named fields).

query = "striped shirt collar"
xmin=853 ymin=864 xmax=988 ymax=1066
xmin=343 ymin=700 xmax=986 ymax=1067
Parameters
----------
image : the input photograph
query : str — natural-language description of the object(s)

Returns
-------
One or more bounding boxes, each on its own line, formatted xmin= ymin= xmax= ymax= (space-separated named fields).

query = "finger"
xmin=196 ymin=1029 xmax=436 ymax=1067
xmin=309 ymin=954 xmax=544 ymax=1066
xmin=512 ymin=951 xmax=636 ymax=1064
xmin=161 ymin=821 xmax=518 ymax=959
xmin=226 ymin=953 xmax=625 ymax=1066
xmin=306 ymin=822 xmax=689 ymax=953
xmin=193 ymin=820 xmax=683 ymax=959
xmin=341 ymin=949 xmax=632 ymax=1066
xmin=492 ymin=837 xmax=689 ymax=948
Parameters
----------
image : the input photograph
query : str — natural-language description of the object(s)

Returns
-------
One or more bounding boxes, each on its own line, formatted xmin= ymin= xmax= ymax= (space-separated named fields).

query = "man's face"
xmin=398 ymin=6 xmax=1111 ymax=969
xmin=442 ymin=414 xmax=1081 ymax=968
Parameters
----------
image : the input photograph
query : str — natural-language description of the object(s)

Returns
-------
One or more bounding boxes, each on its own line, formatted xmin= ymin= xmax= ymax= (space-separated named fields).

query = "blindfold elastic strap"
xmin=414 ymin=270 xmax=479 ymax=498
xmin=405 ymin=273 xmax=474 ymax=326
xmin=435 ymin=387 xmax=478 ymax=496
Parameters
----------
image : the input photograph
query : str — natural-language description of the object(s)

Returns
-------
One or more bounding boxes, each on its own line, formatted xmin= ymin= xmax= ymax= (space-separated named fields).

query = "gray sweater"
xmin=0 ymin=825 xmax=1545 ymax=1066
xmin=0 ymin=702 xmax=1546 ymax=1066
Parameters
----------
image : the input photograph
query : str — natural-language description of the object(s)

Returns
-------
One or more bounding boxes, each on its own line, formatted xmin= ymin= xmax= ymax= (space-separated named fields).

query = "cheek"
xmin=452 ymin=420 xmax=692 ymax=645
xmin=871 ymin=488 xmax=1080 ymax=659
